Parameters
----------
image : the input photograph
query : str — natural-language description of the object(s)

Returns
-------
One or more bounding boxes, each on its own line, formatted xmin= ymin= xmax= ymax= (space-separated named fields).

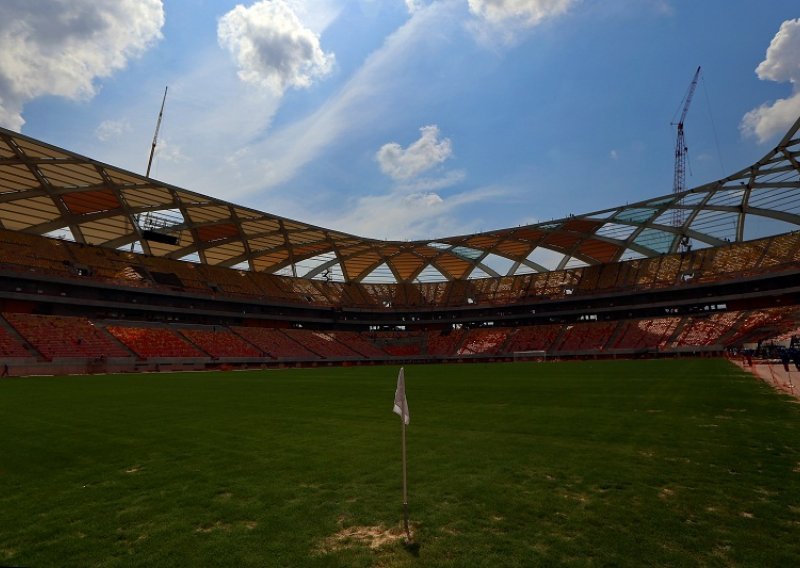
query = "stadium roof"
xmin=1 ymin=116 xmax=799 ymax=284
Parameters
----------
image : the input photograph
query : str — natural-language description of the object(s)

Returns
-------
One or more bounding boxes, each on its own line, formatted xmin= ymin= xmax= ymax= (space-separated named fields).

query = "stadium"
xmin=4 ymin=1 xmax=800 ymax=564
xmin=1 ymin=112 xmax=800 ymax=376
xmin=2 ymin=111 xmax=800 ymax=564
xmin=2 ymin=109 xmax=800 ymax=565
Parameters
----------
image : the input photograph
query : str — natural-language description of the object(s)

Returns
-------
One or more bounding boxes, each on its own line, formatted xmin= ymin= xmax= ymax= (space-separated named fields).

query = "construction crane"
xmin=146 ymin=86 xmax=168 ymax=178
xmin=672 ymin=66 xmax=701 ymax=231
xmin=133 ymin=87 xmax=169 ymax=253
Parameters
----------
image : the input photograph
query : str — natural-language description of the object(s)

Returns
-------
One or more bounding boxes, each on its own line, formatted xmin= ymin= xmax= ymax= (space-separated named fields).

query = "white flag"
xmin=393 ymin=367 xmax=410 ymax=425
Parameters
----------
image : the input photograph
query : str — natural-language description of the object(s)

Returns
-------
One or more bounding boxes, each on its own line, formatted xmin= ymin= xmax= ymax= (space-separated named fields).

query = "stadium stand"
xmin=725 ymin=308 xmax=800 ymax=346
xmin=0 ymin=229 xmax=73 ymax=278
xmin=143 ymin=256 xmax=207 ymax=293
xmin=671 ymin=312 xmax=743 ymax=347
xmin=505 ymin=324 xmax=563 ymax=353
xmin=0 ymin=318 xmax=30 ymax=358
xmin=196 ymin=264 xmax=265 ymax=298
xmin=370 ymin=331 xmax=424 ymax=357
xmin=557 ymin=322 xmax=618 ymax=352
xmin=426 ymin=329 xmax=466 ymax=356
xmin=179 ymin=327 xmax=262 ymax=359
xmin=282 ymin=329 xmax=360 ymax=359
xmin=458 ymin=328 xmax=509 ymax=356
xmin=5 ymin=313 xmax=130 ymax=360
xmin=612 ymin=318 xmax=680 ymax=351
xmin=328 ymin=331 xmax=388 ymax=358
xmin=107 ymin=325 xmax=206 ymax=358
xmin=230 ymin=327 xmax=319 ymax=360
xmin=66 ymin=243 xmax=150 ymax=288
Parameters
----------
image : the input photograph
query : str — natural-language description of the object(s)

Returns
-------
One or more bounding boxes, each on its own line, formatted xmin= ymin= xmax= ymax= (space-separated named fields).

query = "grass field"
xmin=1 ymin=359 xmax=799 ymax=567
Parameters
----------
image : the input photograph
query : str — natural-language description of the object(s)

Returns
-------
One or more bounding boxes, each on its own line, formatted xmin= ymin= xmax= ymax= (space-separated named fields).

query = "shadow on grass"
xmin=403 ymin=538 xmax=420 ymax=557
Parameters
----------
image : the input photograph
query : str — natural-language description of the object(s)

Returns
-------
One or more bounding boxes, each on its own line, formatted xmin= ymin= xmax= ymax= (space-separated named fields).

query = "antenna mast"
xmin=672 ymin=66 xmax=701 ymax=229
xmin=146 ymin=86 xmax=168 ymax=178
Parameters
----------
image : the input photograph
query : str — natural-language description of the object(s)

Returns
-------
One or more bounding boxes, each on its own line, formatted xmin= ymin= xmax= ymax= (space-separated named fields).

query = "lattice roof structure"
xmin=1 ymin=115 xmax=799 ymax=284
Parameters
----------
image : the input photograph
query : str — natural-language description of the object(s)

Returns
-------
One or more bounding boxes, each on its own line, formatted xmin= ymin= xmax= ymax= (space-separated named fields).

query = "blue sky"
xmin=2 ymin=0 xmax=799 ymax=241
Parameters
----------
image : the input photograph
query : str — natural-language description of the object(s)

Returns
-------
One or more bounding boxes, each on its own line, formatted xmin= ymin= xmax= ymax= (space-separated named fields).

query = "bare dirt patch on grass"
xmin=196 ymin=520 xmax=257 ymax=533
xmin=196 ymin=521 xmax=231 ymax=533
xmin=315 ymin=524 xmax=407 ymax=554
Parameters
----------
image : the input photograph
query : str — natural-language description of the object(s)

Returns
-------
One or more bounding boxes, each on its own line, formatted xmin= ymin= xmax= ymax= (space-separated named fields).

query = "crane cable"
xmin=701 ymin=73 xmax=726 ymax=178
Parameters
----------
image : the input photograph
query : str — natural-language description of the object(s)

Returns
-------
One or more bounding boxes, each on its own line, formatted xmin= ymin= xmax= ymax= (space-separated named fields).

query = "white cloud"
xmin=153 ymin=138 xmax=187 ymax=164
xmin=409 ymin=192 xmax=444 ymax=207
xmin=0 ymin=0 xmax=164 ymax=131
xmin=755 ymin=19 xmax=800 ymax=84
xmin=395 ymin=169 xmax=467 ymax=192
xmin=217 ymin=0 xmax=335 ymax=95
xmin=468 ymin=0 xmax=574 ymax=26
xmin=143 ymin=138 xmax=188 ymax=179
xmin=227 ymin=1 xmax=463 ymax=193
xmin=741 ymin=97 xmax=800 ymax=143
xmin=404 ymin=0 xmax=429 ymax=13
xmin=609 ymin=149 xmax=618 ymax=160
xmin=741 ymin=18 xmax=800 ymax=143
xmin=466 ymin=0 xmax=574 ymax=44
xmin=377 ymin=125 xmax=453 ymax=180
xmin=285 ymin=0 xmax=343 ymax=34
xmin=95 ymin=119 xmax=132 ymax=141
xmin=84 ymin=1 xmax=342 ymax=200
xmin=321 ymin=184 xmax=505 ymax=240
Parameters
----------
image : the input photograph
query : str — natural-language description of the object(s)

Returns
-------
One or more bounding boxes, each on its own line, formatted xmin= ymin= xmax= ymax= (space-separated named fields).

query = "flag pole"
xmin=393 ymin=367 xmax=412 ymax=542
xmin=401 ymin=410 xmax=410 ymax=540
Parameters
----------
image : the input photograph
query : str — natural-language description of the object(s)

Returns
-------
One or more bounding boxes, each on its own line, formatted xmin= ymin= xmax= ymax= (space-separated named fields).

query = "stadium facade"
xmin=0 ymin=116 xmax=799 ymax=376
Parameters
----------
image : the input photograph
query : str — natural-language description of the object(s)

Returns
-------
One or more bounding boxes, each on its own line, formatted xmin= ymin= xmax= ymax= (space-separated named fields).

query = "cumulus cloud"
xmin=741 ymin=97 xmax=800 ymax=143
xmin=334 ymin=191 xmax=446 ymax=239
xmin=95 ymin=118 xmax=132 ymax=141
xmin=394 ymin=169 xmax=467 ymax=193
xmin=228 ymin=1 xmax=463 ymax=193
xmin=466 ymin=0 xmax=574 ymax=44
xmin=468 ymin=0 xmax=575 ymax=26
xmin=404 ymin=0 xmax=429 ymax=13
xmin=754 ymin=19 xmax=800 ymax=83
xmin=377 ymin=125 xmax=453 ymax=180
xmin=0 ymin=0 xmax=164 ymax=131
xmin=218 ymin=0 xmax=334 ymax=95
xmin=153 ymin=138 xmax=187 ymax=164
xmin=741 ymin=18 xmax=800 ymax=143
xmin=323 ymin=185 xmax=504 ymax=240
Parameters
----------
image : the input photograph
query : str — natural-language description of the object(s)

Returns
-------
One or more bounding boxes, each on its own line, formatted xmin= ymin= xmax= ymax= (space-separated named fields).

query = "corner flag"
xmin=393 ymin=367 xmax=410 ymax=425
xmin=393 ymin=367 xmax=412 ymax=542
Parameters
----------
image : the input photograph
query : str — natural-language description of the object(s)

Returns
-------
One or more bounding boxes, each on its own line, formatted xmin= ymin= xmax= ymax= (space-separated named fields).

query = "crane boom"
xmin=672 ymin=66 xmax=701 ymax=229
xmin=146 ymin=86 xmax=168 ymax=178
xmin=675 ymin=66 xmax=701 ymax=129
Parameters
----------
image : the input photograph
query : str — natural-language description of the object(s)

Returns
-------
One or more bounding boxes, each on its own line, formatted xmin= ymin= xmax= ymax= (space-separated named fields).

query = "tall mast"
xmin=146 ymin=86 xmax=168 ymax=178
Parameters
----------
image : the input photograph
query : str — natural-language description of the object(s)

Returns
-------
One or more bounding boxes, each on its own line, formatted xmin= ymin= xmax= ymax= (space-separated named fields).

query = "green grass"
xmin=1 ymin=359 xmax=799 ymax=567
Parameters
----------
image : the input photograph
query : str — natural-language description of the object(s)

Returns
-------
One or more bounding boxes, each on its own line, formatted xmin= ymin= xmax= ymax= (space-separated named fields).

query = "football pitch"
xmin=1 ymin=359 xmax=799 ymax=567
